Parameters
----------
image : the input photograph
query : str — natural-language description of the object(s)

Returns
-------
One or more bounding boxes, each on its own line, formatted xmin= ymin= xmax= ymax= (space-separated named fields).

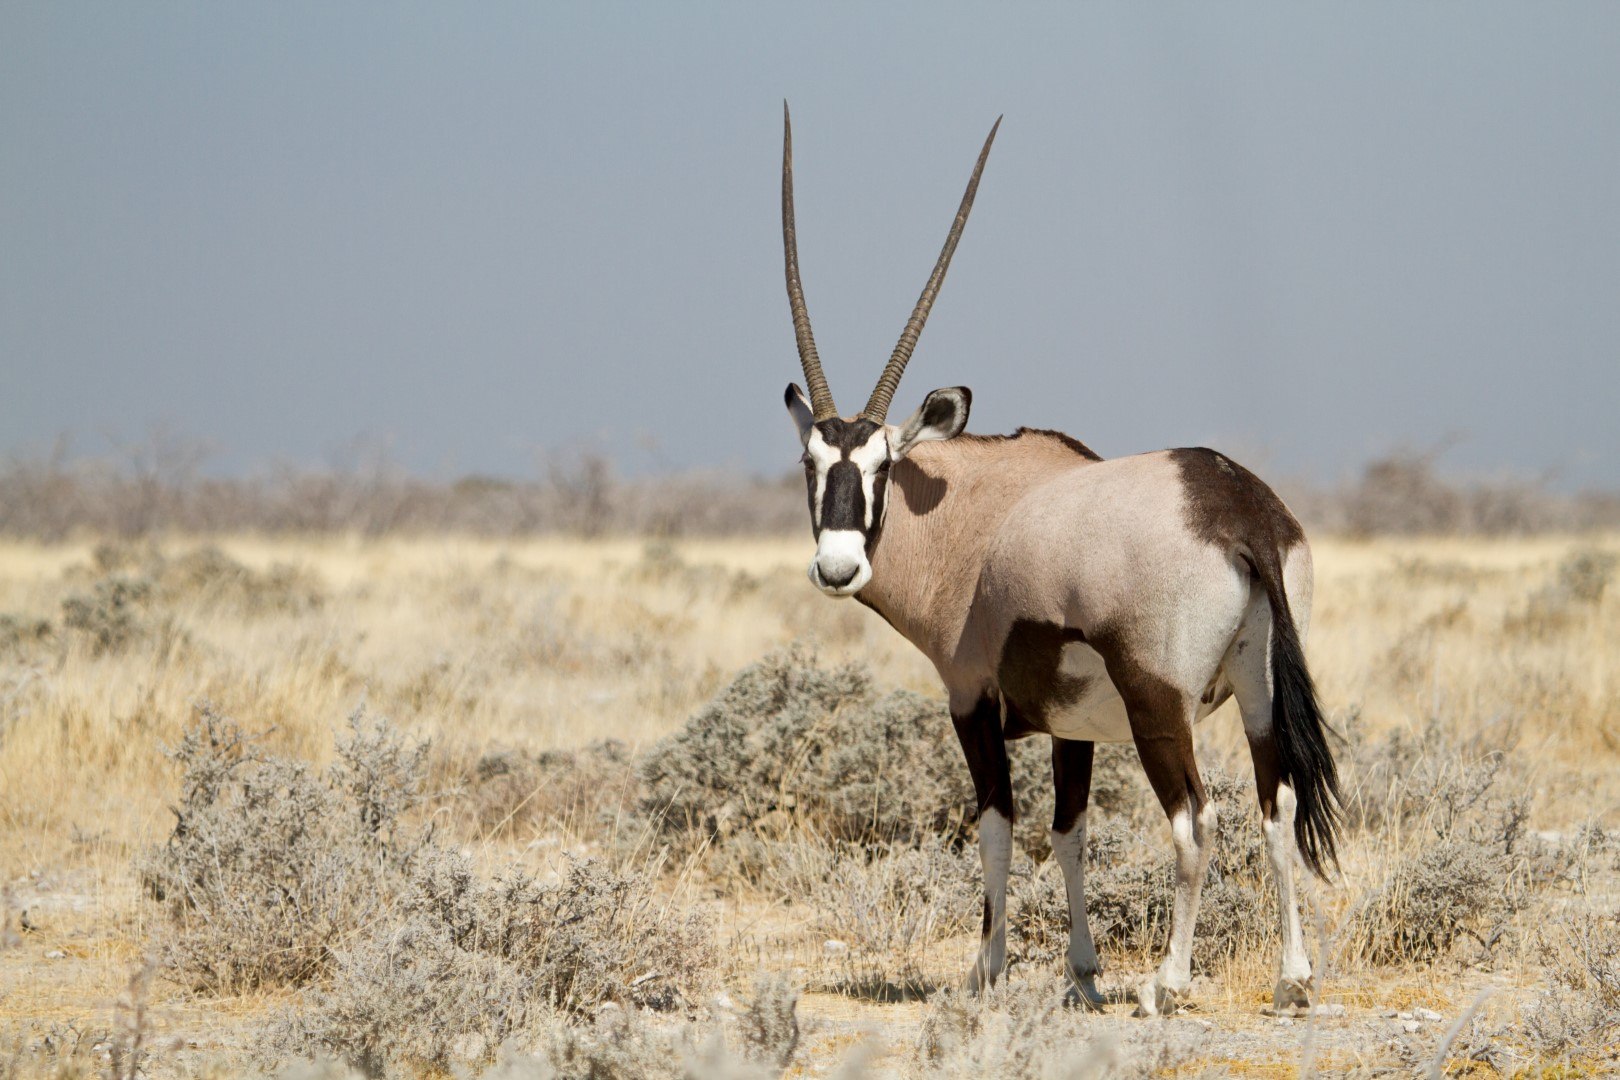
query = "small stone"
xmin=1379 ymin=1009 xmax=1398 ymax=1018
xmin=1277 ymin=1017 xmax=1295 ymax=1027
xmin=1415 ymin=1007 xmax=1443 ymax=1023
xmin=823 ymin=939 xmax=848 ymax=956
xmin=1315 ymin=1003 xmax=1347 ymax=1018
xmin=44 ymin=950 xmax=65 ymax=960
xmin=1403 ymin=1020 xmax=1421 ymax=1034
xmin=1397 ymin=1011 xmax=1414 ymax=1021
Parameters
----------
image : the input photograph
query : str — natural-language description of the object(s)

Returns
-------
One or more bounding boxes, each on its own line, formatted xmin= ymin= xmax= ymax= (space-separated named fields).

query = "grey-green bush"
xmin=640 ymin=646 xmax=976 ymax=847
xmin=271 ymin=850 xmax=715 ymax=1077
xmin=140 ymin=707 xmax=425 ymax=994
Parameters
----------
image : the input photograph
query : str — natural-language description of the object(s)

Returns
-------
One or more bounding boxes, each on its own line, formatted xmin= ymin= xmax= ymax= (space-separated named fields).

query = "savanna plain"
xmin=1 ymin=531 xmax=1617 ymax=1077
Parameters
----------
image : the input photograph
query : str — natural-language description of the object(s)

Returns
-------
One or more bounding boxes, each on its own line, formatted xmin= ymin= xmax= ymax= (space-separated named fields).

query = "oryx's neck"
xmin=858 ymin=429 xmax=1101 ymax=666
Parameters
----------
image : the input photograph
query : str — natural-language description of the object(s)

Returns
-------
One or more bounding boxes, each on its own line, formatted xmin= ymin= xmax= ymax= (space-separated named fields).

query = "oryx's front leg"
xmin=1051 ymin=737 xmax=1105 ymax=1009
xmin=953 ymin=694 xmax=1013 ymax=992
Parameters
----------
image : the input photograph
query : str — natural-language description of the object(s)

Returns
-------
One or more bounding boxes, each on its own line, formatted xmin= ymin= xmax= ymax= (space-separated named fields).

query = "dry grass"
xmin=0 ymin=533 xmax=1617 ymax=1077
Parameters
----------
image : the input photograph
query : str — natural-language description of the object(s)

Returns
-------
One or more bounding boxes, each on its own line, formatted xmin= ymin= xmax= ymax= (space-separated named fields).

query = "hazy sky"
xmin=3 ymin=4 xmax=1617 ymax=487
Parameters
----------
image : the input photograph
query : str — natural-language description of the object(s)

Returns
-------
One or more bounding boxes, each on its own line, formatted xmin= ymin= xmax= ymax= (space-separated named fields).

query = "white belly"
xmin=1038 ymin=642 xmax=1134 ymax=743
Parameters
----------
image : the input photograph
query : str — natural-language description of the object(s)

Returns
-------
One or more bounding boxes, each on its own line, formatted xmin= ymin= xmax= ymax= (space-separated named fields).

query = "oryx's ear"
xmin=784 ymin=383 xmax=816 ymax=446
xmin=891 ymin=386 xmax=972 ymax=459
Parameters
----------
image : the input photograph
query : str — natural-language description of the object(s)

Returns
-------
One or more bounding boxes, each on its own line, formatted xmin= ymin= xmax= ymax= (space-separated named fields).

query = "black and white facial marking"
xmin=785 ymin=383 xmax=972 ymax=597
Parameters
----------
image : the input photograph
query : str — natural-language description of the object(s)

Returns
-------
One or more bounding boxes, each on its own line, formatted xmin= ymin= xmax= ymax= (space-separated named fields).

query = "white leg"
xmin=1265 ymin=782 xmax=1313 ymax=1010
xmin=1138 ymin=799 xmax=1217 ymax=1016
xmin=1052 ymin=812 xmax=1105 ymax=1009
xmin=1226 ymin=587 xmax=1316 ymax=1012
xmin=965 ymin=807 xmax=1011 ymax=991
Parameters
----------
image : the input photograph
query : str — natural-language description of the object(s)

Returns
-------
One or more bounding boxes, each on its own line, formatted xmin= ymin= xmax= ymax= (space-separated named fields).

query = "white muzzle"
xmin=808 ymin=529 xmax=871 ymax=597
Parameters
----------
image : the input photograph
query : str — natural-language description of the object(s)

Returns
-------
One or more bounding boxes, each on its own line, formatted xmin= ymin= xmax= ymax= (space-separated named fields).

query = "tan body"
xmin=863 ymin=434 xmax=1312 ymax=741
xmin=846 ymin=427 xmax=1325 ymax=1012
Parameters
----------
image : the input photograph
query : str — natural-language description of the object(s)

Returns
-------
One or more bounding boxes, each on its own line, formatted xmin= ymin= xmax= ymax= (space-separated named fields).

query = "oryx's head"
xmin=779 ymin=104 xmax=995 ymax=597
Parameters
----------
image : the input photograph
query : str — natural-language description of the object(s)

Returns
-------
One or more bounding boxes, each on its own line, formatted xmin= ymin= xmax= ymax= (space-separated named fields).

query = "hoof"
xmin=1133 ymin=976 xmax=1182 ymax=1017
xmin=1063 ymin=960 xmax=1105 ymax=1011
xmin=1272 ymin=975 xmax=1313 ymax=1014
xmin=961 ymin=963 xmax=1001 ymax=996
xmin=1063 ymin=977 xmax=1106 ymax=1012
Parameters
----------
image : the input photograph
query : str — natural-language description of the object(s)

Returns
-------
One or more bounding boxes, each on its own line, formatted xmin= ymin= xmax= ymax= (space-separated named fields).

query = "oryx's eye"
xmin=876 ymin=458 xmax=891 ymax=474
xmin=800 ymin=453 xmax=813 ymax=470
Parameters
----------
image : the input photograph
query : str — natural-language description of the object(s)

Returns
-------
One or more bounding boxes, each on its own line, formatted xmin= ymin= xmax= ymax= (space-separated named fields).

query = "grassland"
xmin=1 ymin=533 xmax=1616 ymax=1077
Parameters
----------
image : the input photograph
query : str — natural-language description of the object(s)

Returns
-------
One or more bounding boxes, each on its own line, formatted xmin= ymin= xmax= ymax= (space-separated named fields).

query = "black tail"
xmin=1254 ymin=550 xmax=1342 ymax=879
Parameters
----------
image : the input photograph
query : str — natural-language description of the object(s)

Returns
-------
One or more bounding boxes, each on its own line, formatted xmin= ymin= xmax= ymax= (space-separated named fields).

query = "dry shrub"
xmin=1517 ymin=914 xmax=1620 ymax=1064
xmin=1340 ymin=713 xmax=1520 ymax=839
xmin=1504 ymin=546 xmax=1617 ymax=637
xmin=729 ymin=975 xmax=801 ymax=1071
xmin=515 ymin=992 xmax=793 ymax=1080
xmin=5 ymin=965 xmax=159 ymax=1080
xmin=1088 ymin=743 xmax=1151 ymax=820
xmin=0 ymin=614 xmax=52 ymax=657
xmin=90 ymin=541 xmax=324 ymax=617
xmin=641 ymin=645 xmax=975 ymax=847
xmin=917 ymin=974 xmax=1203 ymax=1079
xmin=1346 ymin=839 xmax=1505 ymax=965
xmin=518 ymin=1010 xmax=713 ymax=1080
xmin=271 ymin=850 xmax=715 ymax=1077
xmin=1341 ymin=451 xmax=1471 ymax=536
xmin=45 ymin=544 xmax=321 ymax=658
xmin=158 ymin=545 xmax=325 ymax=616
xmin=60 ymin=575 xmax=153 ymax=655
xmin=443 ymin=740 xmax=640 ymax=841
xmin=140 ymin=707 xmax=426 ymax=994
xmin=1338 ymin=716 xmax=1559 ymax=965
xmin=141 ymin=708 xmax=718 ymax=1077
xmin=1010 ymin=769 xmax=1272 ymax=971
xmin=1323 ymin=447 xmax=1620 ymax=536
xmin=761 ymin=834 xmax=977 ymax=993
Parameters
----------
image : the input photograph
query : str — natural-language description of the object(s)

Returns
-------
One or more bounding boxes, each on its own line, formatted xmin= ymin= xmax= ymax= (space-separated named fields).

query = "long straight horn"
xmin=863 ymin=116 xmax=1001 ymax=423
xmin=782 ymin=102 xmax=837 ymax=421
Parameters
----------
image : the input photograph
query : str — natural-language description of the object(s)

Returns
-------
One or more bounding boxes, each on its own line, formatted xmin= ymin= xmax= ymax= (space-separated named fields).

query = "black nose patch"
xmin=820 ymin=461 xmax=866 ymax=532
xmin=818 ymin=562 xmax=859 ymax=588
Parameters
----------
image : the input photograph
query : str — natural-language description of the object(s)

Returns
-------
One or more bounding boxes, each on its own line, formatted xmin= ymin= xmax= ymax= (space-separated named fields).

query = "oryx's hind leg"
xmin=952 ymin=693 xmax=1013 ymax=992
xmin=1051 ymin=737 xmax=1105 ymax=1009
xmin=1115 ymin=678 xmax=1214 ymax=1017
xmin=1227 ymin=604 xmax=1315 ymax=1012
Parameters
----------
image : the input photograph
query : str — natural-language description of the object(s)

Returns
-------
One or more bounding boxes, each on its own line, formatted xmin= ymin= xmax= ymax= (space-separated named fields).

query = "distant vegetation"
xmin=2 ymin=435 xmax=1616 ymax=539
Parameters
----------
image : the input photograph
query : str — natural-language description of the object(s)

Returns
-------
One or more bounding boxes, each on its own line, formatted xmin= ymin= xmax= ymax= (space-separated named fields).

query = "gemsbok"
xmin=777 ymin=105 xmax=1341 ymax=1016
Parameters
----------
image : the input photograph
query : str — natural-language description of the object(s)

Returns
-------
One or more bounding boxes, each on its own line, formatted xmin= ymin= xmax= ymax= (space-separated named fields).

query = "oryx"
xmin=777 ymin=105 xmax=1340 ymax=1016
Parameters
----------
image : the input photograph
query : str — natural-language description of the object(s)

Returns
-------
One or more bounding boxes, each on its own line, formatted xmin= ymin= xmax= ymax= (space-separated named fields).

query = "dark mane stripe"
xmin=958 ymin=427 xmax=1103 ymax=461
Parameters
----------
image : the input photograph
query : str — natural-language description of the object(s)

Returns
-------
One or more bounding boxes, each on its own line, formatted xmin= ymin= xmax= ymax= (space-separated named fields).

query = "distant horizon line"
xmin=2 ymin=427 xmax=1612 ymax=496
